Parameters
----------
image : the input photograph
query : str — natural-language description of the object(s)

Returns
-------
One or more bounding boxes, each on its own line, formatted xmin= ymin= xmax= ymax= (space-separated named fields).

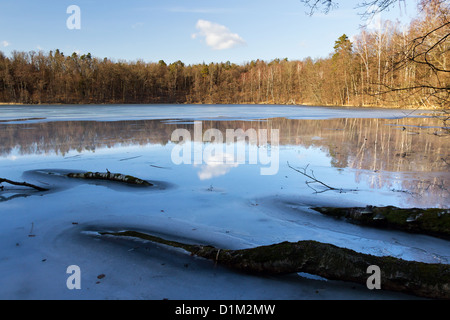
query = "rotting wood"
xmin=99 ymin=230 xmax=450 ymax=300
xmin=66 ymin=171 xmax=153 ymax=186
xmin=312 ymin=206 xmax=450 ymax=240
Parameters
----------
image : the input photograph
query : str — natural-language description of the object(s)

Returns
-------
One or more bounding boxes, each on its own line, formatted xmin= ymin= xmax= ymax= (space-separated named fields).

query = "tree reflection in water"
xmin=0 ymin=116 xmax=448 ymax=207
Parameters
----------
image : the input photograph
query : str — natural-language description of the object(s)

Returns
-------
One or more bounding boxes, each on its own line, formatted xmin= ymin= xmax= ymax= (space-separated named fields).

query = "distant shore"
xmin=0 ymin=101 xmax=441 ymax=111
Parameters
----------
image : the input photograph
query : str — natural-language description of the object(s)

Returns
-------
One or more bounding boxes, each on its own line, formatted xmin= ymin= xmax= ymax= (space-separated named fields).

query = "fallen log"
xmin=311 ymin=206 xmax=450 ymax=240
xmin=0 ymin=178 xmax=48 ymax=192
xmin=99 ymin=230 xmax=450 ymax=300
xmin=67 ymin=171 xmax=153 ymax=186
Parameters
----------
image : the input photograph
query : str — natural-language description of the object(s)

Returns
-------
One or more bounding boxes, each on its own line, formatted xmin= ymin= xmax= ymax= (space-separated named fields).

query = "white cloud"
xmin=192 ymin=19 xmax=246 ymax=50
xmin=1 ymin=41 xmax=10 ymax=47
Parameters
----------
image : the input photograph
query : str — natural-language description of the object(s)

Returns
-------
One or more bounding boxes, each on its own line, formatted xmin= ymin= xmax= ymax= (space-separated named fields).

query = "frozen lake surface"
xmin=0 ymin=104 xmax=448 ymax=300
xmin=0 ymin=103 xmax=436 ymax=122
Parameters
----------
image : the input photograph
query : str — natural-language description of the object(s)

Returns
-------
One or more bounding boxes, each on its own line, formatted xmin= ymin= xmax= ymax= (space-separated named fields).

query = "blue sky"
xmin=0 ymin=0 xmax=418 ymax=65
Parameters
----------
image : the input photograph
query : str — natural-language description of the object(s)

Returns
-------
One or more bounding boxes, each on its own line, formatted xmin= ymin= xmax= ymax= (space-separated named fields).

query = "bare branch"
xmin=287 ymin=162 xmax=338 ymax=192
xmin=299 ymin=0 xmax=338 ymax=15
xmin=0 ymin=178 xmax=48 ymax=192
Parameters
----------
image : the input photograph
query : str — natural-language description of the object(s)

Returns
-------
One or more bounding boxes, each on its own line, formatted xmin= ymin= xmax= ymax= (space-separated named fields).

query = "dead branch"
xmin=0 ymin=178 xmax=48 ymax=192
xmin=287 ymin=162 xmax=340 ymax=193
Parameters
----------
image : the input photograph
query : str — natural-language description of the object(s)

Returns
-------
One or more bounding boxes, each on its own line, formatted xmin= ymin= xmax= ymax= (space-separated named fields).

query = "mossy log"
xmin=67 ymin=171 xmax=153 ymax=186
xmin=100 ymin=230 xmax=450 ymax=300
xmin=311 ymin=206 xmax=450 ymax=240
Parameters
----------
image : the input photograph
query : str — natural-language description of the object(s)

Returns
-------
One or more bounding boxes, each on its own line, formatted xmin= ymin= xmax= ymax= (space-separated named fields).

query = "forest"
xmin=0 ymin=0 xmax=448 ymax=109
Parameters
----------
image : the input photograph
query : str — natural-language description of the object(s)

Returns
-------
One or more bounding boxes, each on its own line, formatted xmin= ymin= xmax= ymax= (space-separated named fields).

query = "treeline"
xmin=0 ymin=0 xmax=448 ymax=108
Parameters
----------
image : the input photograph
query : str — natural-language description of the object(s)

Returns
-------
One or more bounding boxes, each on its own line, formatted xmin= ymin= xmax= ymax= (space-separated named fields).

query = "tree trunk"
xmin=99 ymin=230 xmax=450 ymax=299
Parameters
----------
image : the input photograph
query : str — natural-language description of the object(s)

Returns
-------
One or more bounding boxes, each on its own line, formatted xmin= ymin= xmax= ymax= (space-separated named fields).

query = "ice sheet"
xmin=0 ymin=104 xmax=432 ymax=123
xmin=0 ymin=105 xmax=448 ymax=300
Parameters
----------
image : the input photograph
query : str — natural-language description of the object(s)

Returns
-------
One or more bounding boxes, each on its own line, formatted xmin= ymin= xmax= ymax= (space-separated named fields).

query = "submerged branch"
xmin=0 ymin=178 xmax=49 ymax=192
xmin=99 ymin=230 xmax=450 ymax=300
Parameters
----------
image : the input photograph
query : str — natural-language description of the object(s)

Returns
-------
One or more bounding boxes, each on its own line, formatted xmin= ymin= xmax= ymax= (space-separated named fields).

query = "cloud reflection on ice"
xmin=197 ymin=152 xmax=239 ymax=180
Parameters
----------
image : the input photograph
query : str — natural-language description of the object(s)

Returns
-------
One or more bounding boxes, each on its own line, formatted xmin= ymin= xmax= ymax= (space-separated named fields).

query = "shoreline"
xmin=0 ymin=101 xmax=441 ymax=111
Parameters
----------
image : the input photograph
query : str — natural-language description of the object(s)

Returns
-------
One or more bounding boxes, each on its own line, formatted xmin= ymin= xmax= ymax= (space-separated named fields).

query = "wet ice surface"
xmin=0 ymin=104 xmax=448 ymax=300
xmin=0 ymin=103 xmax=434 ymax=123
